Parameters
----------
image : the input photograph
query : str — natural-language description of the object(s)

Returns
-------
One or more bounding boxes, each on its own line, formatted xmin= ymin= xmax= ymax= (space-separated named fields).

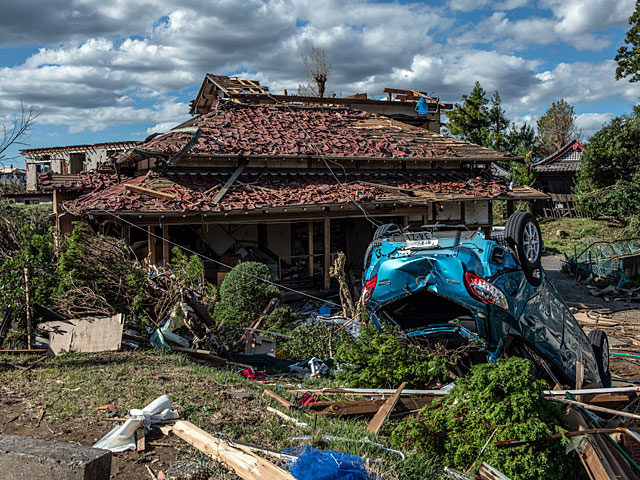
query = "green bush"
xmin=262 ymin=305 xmax=299 ymax=333
xmin=280 ymin=322 xmax=349 ymax=360
xmin=214 ymin=261 xmax=281 ymax=326
xmin=335 ymin=325 xmax=455 ymax=389
xmin=0 ymin=205 xmax=58 ymax=342
xmin=170 ymin=247 xmax=218 ymax=307
xmin=392 ymin=357 xmax=582 ymax=480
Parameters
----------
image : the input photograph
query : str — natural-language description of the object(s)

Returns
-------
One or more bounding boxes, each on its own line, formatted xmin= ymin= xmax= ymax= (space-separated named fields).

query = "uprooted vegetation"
xmin=392 ymin=357 xmax=584 ymax=480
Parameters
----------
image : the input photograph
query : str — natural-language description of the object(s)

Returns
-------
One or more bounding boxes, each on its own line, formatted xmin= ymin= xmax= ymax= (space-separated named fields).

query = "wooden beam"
xmin=308 ymin=221 xmax=314 ymax=278
xmin=162 ymin=224 xmax=170 ymax=267
xmin=212 ymin=159 xmax=248 ymax=205
xmin=367 ymin=382 xmax=406 ymax=434
xmin=125 ymin=184 xmax=175 ymax=201
xmin=148 ymin=226 xmax=156 ymax=266
xmin=169 ymin=420 xmax=295 ymax=480
xmin=323 ymin=218 xmax=330 ymax=290
xmin=264 ymin=389 xmax=295 ymax=410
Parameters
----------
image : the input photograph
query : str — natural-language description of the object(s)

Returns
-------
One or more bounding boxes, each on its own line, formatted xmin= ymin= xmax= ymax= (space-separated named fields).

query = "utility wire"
xmin=96 ymin=208 xmax=342 ymax=308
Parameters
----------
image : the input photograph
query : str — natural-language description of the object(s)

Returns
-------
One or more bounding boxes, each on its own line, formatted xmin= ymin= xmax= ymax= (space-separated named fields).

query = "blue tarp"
xmin=415 ymin=97 xmax=430 ymax=115
xmin=282 ymin=446 xmax=376 ymax=480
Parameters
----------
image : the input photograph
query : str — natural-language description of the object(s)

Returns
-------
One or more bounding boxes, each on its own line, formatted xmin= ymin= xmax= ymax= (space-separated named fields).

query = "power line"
xmin=96 ymin=208 xmax=342 ymax=308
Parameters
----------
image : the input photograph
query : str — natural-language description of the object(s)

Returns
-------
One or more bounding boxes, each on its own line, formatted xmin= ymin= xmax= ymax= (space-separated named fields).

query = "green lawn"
xmin=538 ymin=217 xmax=623 ymax=256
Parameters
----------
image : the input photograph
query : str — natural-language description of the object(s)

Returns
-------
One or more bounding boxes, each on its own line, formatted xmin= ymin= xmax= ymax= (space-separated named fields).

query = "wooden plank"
xmin=212 ymin=159 xmax=248 ymax=205
xmin=148 ymin=226 xmax=156 ymax=266
xmin=323 ymin=218 xmax=330 ymax=290
xmin=549 ymin=397 xmax=640 ymax=420
xmin=576 ymin=360 xmax=585 ymax=402
xmin=264 ymin=389 xmax=294 ymax=409
xmin=162 ymin=225 xmax=170 ymax=267
xmin=307 ymin=221 xmax=314 ymax=278
xmin=367 ymin=382 xmax=406 ymax=434
xmin=567 ymin=408 xmax=617 ymax=480
xmin=125 ymin=184 xmax=175 ymax=201
xmin=135 ymin=427 xmax=146 ymax=452
xmin=309 ymin=396 xmax=432 ymax=417
xmin=170 ymin=420 xmax=295 ymax=480
xmin=40 ymin=314 xmax=123 ymax=355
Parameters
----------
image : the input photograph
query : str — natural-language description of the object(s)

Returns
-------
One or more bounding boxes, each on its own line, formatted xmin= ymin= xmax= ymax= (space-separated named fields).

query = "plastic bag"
xmin=282 ymin=446 xmax=376 ymax=480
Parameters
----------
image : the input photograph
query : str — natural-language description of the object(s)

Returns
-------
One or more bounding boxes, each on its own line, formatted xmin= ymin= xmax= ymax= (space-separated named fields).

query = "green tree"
xmin=536 ymin=99 xmax=579 ymax=159
xmin=574 ymin=113 xmax=640 ymax=221
xmin=446 ymin=81 xmax=491 ymax=146
xmin=615 ymin=1 xmax=640 ymax=82
xmin=501 ymin=123 xmax=536 ymax=186
xmin=487 ymin=91 xmax=510 ymax=151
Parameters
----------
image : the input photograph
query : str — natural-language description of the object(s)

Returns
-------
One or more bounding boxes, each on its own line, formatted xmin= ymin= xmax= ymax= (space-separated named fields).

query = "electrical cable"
xmin=96 ymin=208 xmax=342 ymax=308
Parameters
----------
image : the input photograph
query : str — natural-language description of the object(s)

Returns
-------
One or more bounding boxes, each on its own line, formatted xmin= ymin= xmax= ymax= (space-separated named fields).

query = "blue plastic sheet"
xmin=282 ymin=446 xmax=376 ymax=480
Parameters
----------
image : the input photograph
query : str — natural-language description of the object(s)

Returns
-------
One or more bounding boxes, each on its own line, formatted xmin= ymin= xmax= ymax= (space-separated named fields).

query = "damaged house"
xmin=50 ymin=75 xmax=546 ymax=290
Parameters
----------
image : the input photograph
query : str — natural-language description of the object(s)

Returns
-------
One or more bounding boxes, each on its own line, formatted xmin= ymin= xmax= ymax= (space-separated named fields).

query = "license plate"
xmin=405 ymin=232 xmax=438 ymax=248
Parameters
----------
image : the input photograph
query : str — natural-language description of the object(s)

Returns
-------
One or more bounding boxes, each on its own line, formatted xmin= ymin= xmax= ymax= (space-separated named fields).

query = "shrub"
xmin=335 ymin=325 xmax=455 ymax=389
xmin=214 ymin=261 xmax=281 ymax=326
xmin=392 ymin=357 xmax=582 ymax=480
xmin=170 ymin=247 xmax=218 ymax=307
xmin=280 ymin=322 xmax=349 ymax=360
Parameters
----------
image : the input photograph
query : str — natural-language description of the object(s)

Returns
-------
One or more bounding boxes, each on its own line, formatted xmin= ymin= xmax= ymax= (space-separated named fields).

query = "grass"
xmin=0 ymin=350 xmax=446 ymax=480
xmin=538 ymin=217 xmax=623 ymax=256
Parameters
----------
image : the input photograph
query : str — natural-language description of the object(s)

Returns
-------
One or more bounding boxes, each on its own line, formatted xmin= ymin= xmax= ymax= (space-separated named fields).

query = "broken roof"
xmin=135 ymin=101 xmax=515 ymax=164
xmin=533 ymin=140 xmax=584 ymax=173
xmin=21 ymin=141 xmax=140 ymax=155
xmin=63 ymin=167 xmax=527 ymax=216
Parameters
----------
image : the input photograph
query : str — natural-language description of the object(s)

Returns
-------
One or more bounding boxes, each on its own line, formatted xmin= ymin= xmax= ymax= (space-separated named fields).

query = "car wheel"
xmin=505 ymin=212 xmax=542 ymax=272
xmin=373 ymin=223 xmax=402 ymax=240
xmin=364 ymin=239 xmax=382 ymax=269
xmin=589 ymin=329 xmax=612 ymax=387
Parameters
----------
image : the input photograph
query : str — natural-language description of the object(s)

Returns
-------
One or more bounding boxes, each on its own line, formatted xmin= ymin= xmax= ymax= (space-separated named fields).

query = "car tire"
xmin=373 ymin=223 xmax=402 ymax=240
xmin=505 ymin=212 xmax=542 ymax=272
xmin=364 ymin=239 xmax=382 ymax=270
xmin=589 ymin=329 xmax=611 ymax=388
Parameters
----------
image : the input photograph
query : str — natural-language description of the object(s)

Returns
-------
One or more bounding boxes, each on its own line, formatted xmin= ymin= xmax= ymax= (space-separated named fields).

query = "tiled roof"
xmin=37 ymin=170 xmax=119 ymax=192
xmin=533 ymin=140 xmax=583 ymax=173
xmin=128 ymin=101 xmax=513 ymax=163
xmin=62 ymin=167 xmax=510 ymax=215
xmin=21 ymin=141 xmax=140 ymax=155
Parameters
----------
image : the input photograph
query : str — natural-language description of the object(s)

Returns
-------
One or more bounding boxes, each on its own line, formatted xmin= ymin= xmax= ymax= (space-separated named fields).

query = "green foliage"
xmin=615 ymin=1 xmax=640 ymax=82
xmin=170 ymin=247 xmax=218 ymax=305
xmin=487 ymin=91 xmax=510 ymax=151
xmin=392 ymin=358 xmax=582 ymax=480
xmin=280 ymin=322 xmax=349 ymax=360
xmin=213 ymin=261 xmax=281 ymax=326
xmin=535 ymin=99 xmax=578 ymax=159
xmin=574 ymin=114 xmax=640 ymax=222
xmin=335 ymin=325 xmax=454 ymax=388
xmin=0 ymin=205 xmax=58 ymax=338
xmin=395 ymin=452 xmax=447 ymax=480
xmin=262 ymin=305 xmax=299 ymax=333
xmin=445 ymin=81 xmax=491 ymax=147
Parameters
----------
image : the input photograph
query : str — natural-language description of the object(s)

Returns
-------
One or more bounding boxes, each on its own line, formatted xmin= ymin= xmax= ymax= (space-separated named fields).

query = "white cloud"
xmin=575 ymin=112 xmax=615 ymax=138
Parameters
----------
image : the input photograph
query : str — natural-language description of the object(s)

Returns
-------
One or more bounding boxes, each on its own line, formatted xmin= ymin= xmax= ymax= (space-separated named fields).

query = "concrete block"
xmin=0 ymin=434 xmax=111 ymax=480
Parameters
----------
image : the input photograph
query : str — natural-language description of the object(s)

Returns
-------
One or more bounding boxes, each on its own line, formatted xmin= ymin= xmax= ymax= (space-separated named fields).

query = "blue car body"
xmin=362 ymin=228 xmax=603 ymax=387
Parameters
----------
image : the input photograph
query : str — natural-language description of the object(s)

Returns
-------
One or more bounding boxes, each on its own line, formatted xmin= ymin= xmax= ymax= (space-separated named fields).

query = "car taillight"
xmin=464 ymin=272 xmax=509 ymax=310
xmin=362 ymin=275 xmax=377 ymax=304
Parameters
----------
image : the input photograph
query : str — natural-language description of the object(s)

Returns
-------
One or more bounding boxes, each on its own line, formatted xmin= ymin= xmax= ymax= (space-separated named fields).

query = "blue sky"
xmin=0 ymin=0 xmax=638 ymax=168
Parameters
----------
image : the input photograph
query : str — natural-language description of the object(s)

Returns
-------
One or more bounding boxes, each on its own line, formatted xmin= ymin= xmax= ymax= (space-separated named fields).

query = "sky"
xmin=0 ymin=0 xmax=639 ymax=167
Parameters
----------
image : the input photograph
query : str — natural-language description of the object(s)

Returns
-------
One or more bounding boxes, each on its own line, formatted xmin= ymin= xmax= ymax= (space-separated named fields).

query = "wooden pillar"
xmin=323 ymin=218 xmax=330 ymax=290
xmin=308 ymin=221 xmax=314 ymax=278
xmin=506 ymin=200 xmax=515 ymax=217
xmin=24 ymin=267 xmax=31 ymax=350
xmin=148 ymin=226 xmax=157 ymax=266
xmin=162 ymin=225 xmax=170 ymax=267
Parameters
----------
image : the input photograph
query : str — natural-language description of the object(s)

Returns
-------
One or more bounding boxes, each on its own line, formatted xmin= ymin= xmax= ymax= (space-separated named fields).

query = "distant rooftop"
xmin=21 ymin=141 xmax=141 ymax=155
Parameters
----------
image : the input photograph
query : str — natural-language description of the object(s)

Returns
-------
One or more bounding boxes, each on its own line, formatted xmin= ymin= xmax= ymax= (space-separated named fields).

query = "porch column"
xmin=308 ymin=221 xmax=314 ymax=278
xmin=148 ymin=226 xmax=157 ymax=266
xmin=162 ymin=224 xmax=170 ymax=267
xmin=323 ymin=218 xmax=330 ymax=290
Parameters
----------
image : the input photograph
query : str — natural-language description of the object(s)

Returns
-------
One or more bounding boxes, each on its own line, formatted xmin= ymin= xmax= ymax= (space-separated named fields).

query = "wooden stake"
xmin=367 ymin=382 xmax=406 ymax=434
xmin=264 ymin=389 xmax=295 ymax=409
xmin=323 ymin=218 xmax=330 ymax=290
xmin=308 ymin=221 xmax=314 ymax=278
xmin=24 ymin=267 xmax=31 ymax=350
xmin=162 ymin=224 xmax=170 ymax=267
xmin=576 ymin=360 xmax=584 ymax=402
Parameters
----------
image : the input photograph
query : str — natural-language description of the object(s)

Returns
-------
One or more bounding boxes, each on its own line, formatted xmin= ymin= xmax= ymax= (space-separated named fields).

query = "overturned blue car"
xmin=362 ymin=212 xmax=610 ymax=388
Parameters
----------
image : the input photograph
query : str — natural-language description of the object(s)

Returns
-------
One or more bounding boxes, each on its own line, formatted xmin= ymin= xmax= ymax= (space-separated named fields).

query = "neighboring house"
xmin=0 ymin=166 xmax=26 ymax=190
xmin=51 ymin=74 xmax=546 ymax=290
xmin=21 ymin=141 xmax=141 ymax=192
xmin=532 ymin=140 xmax=585 ymax=217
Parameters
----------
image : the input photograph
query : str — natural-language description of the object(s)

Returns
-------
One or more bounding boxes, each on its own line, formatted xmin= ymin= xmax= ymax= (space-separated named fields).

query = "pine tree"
xmin=487 ymin=91 xmax=510 ymax=151
xmin=615 ymin=1 xmax=640 ymax=82
xmin=445 ymin=81 xmax=491 ymax=146
xmin=535 ymin=99 xmax=579 ymax=159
